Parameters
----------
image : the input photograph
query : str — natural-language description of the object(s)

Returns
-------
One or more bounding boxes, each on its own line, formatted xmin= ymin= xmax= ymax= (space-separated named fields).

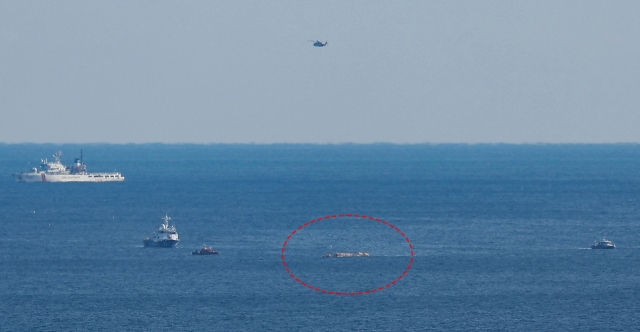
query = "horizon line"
xmin=2 ymin=142 xmax=640 ymax=146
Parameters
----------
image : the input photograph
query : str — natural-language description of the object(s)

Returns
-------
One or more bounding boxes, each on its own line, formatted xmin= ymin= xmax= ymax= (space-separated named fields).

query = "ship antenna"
xmin=54 ymin=150 xmax=62 ymax=163
xmin=81 ymin=149 xmax=83 ymax=164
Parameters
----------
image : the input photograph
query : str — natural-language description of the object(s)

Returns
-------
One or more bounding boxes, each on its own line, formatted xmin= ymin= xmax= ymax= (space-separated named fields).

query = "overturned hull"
xmin=323 ymin=252 xmax=369 ymax=258
xmin=192 ymin=249 xmax=220 ymax=255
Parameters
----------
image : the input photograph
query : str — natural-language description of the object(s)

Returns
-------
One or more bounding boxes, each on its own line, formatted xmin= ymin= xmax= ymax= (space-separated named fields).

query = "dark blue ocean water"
xmin=2 ymin=144 xmax=640 ymax=331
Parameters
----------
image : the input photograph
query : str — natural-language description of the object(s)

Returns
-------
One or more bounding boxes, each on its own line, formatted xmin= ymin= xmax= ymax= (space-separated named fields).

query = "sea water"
xmin=1 ymin=144 xmax=640 ymax=331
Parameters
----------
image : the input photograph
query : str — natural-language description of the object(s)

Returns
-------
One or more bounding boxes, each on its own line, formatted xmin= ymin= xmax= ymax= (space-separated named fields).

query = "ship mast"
xmin=53 ymin=150 xmax=62 ymax=163
xmin=162 ymin=214 xmax=171 ymax=228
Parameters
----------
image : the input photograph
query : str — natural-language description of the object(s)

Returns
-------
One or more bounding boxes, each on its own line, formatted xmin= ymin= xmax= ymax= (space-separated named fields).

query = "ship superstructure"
xmin=12 ymin=150 xmax=124 ymax=182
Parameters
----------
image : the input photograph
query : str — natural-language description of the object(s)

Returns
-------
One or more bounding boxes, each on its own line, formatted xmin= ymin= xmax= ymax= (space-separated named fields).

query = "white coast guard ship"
xmin=143 ymin=215 xmax=180 ymax=248
xmin=12 ymin=150 xmax=124 ymax=182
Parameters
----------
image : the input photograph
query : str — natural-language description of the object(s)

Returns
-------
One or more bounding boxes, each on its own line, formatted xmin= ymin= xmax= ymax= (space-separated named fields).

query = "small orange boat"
xmin=192 ymin=245 xmax=220 ymax=255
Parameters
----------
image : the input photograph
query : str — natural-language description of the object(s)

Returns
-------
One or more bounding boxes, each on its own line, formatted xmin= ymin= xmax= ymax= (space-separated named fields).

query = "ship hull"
xmin=143 ymin=239 xmax=179 ymax=248
xmin=12 ymin=172 xmax=124 ymax=182
xmin=591 ymin=245 xmax=615 ymax=249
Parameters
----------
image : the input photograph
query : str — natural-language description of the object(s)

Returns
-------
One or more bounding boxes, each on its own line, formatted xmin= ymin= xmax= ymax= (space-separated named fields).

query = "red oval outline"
xmin=281 ymin=214 xmax=414 ymax=296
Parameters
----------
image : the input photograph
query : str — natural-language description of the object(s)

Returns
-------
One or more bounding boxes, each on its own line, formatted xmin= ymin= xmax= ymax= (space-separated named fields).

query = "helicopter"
xmin=308 ymin=40 xmax=328 ymax=47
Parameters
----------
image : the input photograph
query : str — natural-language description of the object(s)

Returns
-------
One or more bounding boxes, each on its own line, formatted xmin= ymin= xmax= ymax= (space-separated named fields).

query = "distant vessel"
xmin=592 ymin=238 xmax=616 ymax=249
xmin=192 ymin=245 xmax=220 ymax=255
xmin=143 ymin=215 xmax=179 ymax=248
xmin=323 ymin=252 xmax=369 ymax=258
xmin=12 ymin=150 xmax=124 ymax=182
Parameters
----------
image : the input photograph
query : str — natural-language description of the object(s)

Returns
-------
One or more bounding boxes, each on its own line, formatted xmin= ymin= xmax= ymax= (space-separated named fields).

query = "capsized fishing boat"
xmin=323 ymin=252 xmax=369 ymax=258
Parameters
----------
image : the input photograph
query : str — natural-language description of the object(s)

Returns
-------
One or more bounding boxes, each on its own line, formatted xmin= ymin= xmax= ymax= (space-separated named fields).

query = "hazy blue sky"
xmin=1 ymin=1 xmax=639 ymax=143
